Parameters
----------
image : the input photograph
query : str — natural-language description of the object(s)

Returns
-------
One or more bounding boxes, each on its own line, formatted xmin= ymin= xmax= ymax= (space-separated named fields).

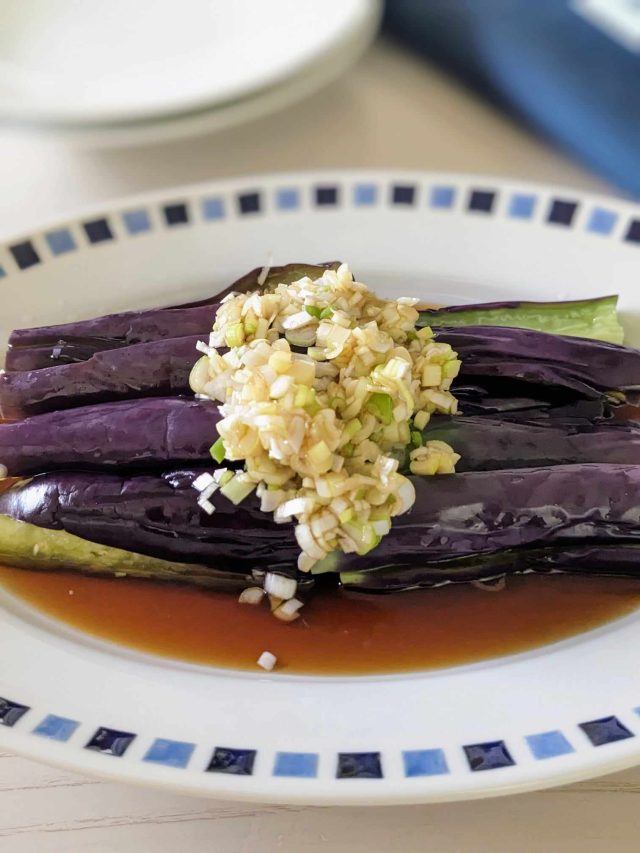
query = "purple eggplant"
xmin=5 ymin=305 xmax=217 ymax=371
xmin=0 ymin=469 xmax=299 ymax=575
xmin=0 ymin=397 xmax=221 ymax=474
xmin=0 ymin=335 xmax=201 ymax=418
xmin=421 ymin=415 xmax=640 ymax=471
xmin=4 ymin=465 xmax=640 ymax=578
xmin=6 ymin=263 xmax=339 ymax=371
xmin=437 ymin=325 xmax=640 ymax=398
xmin=340 ymin=545 xmax=640 ymax=592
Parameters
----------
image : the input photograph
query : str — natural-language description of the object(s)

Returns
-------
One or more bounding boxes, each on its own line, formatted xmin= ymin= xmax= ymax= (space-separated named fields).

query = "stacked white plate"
xmin=0 ymin=0 xmax=381 ymax=147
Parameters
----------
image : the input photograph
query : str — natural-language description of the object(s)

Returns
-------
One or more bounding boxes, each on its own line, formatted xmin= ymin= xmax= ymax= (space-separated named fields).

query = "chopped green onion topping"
xmin=210 ymin=437 xmax=226 ymax=463
xmin=366 ymin=392 xmax=394 ymax=425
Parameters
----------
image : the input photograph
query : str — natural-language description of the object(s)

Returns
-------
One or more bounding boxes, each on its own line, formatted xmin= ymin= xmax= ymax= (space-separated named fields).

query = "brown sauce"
xmin=1 ymin=566 xmax=639 ymax=674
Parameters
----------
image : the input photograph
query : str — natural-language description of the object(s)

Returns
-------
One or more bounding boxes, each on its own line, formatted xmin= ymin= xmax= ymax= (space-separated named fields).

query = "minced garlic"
xmin=190 ymin=264 xmax=461 ymax=572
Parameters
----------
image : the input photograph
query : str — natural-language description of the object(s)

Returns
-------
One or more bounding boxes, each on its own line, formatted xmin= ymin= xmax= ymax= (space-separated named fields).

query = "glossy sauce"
xmin=1 ymin=566 xmax=639 ymax=674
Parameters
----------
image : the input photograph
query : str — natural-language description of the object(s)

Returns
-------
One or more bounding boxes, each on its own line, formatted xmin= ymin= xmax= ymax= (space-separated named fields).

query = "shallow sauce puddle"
xmin=1 ymin=566 xmax=639 ymax=674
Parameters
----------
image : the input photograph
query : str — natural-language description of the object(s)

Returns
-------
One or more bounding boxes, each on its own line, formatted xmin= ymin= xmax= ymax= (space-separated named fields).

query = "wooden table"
xmin=1 ymin=39 xmax=638 ymax=852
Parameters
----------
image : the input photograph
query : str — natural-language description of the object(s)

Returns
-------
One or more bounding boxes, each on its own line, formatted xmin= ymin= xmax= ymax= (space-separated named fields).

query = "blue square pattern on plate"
xmin=201 ymin=197 xmax=225 ymax=221
xmin=143 ymin=738 xmax=195 ymax=769
xmin=587 ymin=207 xmax=618 ymax=235
xmin=163 ymin=203 xmax=189 ymax=226
xmin=207 ymin=747 xmax=256 ymax=775
xmin=353 ymin=183 xmax=377 ymax=206
xmin=10 ymin=240 xmax=40 ymax=270
xmin=579 ymin=716 xmax=634 ymax=746
xmin=464 ymin=740 xmax=515 ymax=771
xmin=85 ymin=727 xmax=136 ymax=756
xmin=276 ymin=188 xmax=300 ymax=211
xmin=337 ymin=752 xmax=383 ymax=779
xmin=625 ymin=220 xmax=640 ymax=244
xmin=273 ymin=751 xmax=318 ymax=778
xmin=315 ymin=186 xmax=339 ymax=207
xmin=403 ymin=749 xmax=449 ymax=777
xmin=83 ymin=219 xmax=114 ymax=244
xmin=122 ymin=209 xmax=152 ymax=235
xmin=0 ymin=697 xmax=29 ymax=727
xmin=468 ymin=190 xmax=495 ymax=213
xmin=547 ymin=199 xmax=578 ymax=226
xmin=392 ymin=184 xmax=416 ymax=206
xmin=508 ymin=193 xmax=537 ymax=219
xmin=429 ymin=186 xmax=455 ymax=209
xmin=32 ymin=714 xmax=79 ymax=742
xmin=0 ymin=266 xmax=6 ymax=278
xmin=45 ymin=228 xmax=77 ymax=255
xmin=526 ymin=730 xmax=574 ymax=760
xmin=237 ymin=192 xmax=261 ymax=215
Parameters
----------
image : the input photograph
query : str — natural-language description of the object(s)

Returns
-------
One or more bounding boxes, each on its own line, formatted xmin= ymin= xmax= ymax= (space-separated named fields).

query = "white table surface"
xmin=1 ymin=38 xmax=638 ymax=852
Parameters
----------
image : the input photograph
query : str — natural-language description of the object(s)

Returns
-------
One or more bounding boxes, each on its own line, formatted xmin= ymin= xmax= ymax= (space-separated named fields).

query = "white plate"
xmin=1 ymin=170 xmax=640 ymax=805
xmin=0 ymin=0 xmax=376 ymax=125
xmin=6 ymin=4 xmax=380 ymax=150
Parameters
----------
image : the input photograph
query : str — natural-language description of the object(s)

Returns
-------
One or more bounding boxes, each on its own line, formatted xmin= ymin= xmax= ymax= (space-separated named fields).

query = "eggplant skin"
xmin=3 ymin=465 xmax=640 ymax=579
xmin=340 ymin=545 xmax=640 ymax=592
xmin=4 ymin=398 xmax=633 ymax=479
xmin=422 ymin=415 xmax=640 ymax=471
xmin=0 ymin=397 xmax=221 ymax=475
xmin=6 ymin=263 xmax=341 ymax=371
xmin=338 ymin=464 xmax=640 ymax=572
xmin=0 ymin=335 xmax=201 ymax=418
xmin=0 ymin=469 xmax=300 ymax=575
xmin=437 ymin=325 xmax=640 ymax=397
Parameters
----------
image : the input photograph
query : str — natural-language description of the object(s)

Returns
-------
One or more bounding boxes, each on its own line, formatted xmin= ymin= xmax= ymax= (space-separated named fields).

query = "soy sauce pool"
xmin=1 ymin=566 xmax=639 ymax=674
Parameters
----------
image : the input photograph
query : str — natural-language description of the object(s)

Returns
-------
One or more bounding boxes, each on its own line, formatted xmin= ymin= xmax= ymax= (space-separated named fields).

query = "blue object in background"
xmin=384 ymin=0 xmax=640 ymax=197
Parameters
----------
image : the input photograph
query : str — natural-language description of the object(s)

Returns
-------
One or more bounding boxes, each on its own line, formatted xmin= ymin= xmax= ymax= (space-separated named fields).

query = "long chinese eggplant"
xmin=5 ymin=263 xmax=339 ymax=371
xmin=5 ymin=290 xmax=623 ymax=372
xmin=0 ymin=470 xmax=300 ymax=576
xmin=0 ymin=335 xmax=200 ymax=418
xmin=5 ymin=324 xmax=640 ymax=420
xmin=339 ymin=545 xmax=640 ymax=592
xmin=439 ymin=325 xmax=640 ymax=398
xmin=3 ymin=466 xmax=640 ymax=582
xmin=0 ymin=397 xmax=222 ymax=474
xmin=418 ymin=415 xmax=640 ymax=471
xmin=421 ymin=295 xmax=623 ymax=344
xmin=0 ymin=515 xmax=253 ymax=591
xmin=2 ymin=396 xmax=634 ymax=477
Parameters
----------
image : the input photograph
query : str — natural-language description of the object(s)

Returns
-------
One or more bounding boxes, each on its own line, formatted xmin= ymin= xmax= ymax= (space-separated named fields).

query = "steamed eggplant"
xmin=418 ymin=415 xmax=640 ymax=471
xmin=0 ymin=469 xmax=300 ymax=575
xmin=340 ymin=545 xmax=640 ymax=592
xmin=0 ymin=397 xmax=221 ymax=474
xmin=0 ymin=514 xmax=252 ymax=591
xmin=1 ymin=394 xmax=630 ymax=477
xmin=422 ymin=295 xmax=623 ymax=344
xmin=3 ymin=466 xmax=640 ymax=581
xmin=439 ymin=325 xmax=640 ymax=398
xmin=6 ymin=263 xmax=339 ymax=371
xmin=0 ymin=335 xmax=201 ymax=417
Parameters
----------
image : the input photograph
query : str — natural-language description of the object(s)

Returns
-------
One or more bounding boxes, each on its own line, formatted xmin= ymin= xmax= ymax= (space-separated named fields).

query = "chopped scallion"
xmin=210 ymin=437 xmax=226 ymax=463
